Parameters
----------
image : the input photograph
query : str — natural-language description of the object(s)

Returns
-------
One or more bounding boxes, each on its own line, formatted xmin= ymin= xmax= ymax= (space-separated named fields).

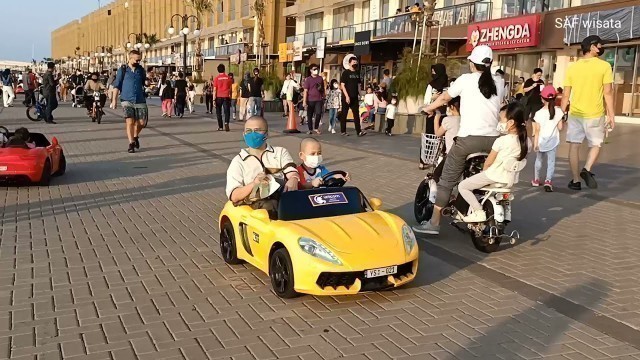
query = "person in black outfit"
xmin=523 ymin=68 xmax=545 ymax=121
xmin=41 ymin=62 xmax=58 ymax=124
xmin=160 ymin=80 xmax=175 ymax=117
xmin=338 ymin=56 xmax=365 ymax=137
xmin=204 ymin=75 xmax=214 ymax=114
xmin=174 ymin=72 xmax=188 ymax=118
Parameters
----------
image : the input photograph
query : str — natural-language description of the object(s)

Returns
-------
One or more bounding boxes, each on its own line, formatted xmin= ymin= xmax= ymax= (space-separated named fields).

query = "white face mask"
xmin=496 ymin=122 xmax=509 ymax=134
xmin=391 ymin=100 xmax=397 ymax=105
xmin=333 ymin=83 xmax=338 ymax=89
xmin=311 ymin=69 xmax=319 ymax=76
xmin=304 ymin=155 xmax=322 ymax=169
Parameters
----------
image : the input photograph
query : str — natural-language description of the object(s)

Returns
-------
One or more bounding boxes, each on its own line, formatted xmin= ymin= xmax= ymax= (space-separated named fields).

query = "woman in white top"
xmin=413 ymin=45 xmax=505 ymax=235
xmin=532 ymin=85 xmax=564 ymax=192
xmin=280 ymin=73 xmax=300 ymax=122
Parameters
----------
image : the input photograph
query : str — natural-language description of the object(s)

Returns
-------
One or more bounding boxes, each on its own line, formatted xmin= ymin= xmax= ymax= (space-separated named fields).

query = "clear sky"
xmin=3 ymin=0 xmax=113 ymax=62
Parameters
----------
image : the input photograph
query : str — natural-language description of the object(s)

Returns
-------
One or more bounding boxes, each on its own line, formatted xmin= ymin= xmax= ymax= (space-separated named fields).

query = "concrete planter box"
xmin=374 ymin=113 xmax=426 ymax=135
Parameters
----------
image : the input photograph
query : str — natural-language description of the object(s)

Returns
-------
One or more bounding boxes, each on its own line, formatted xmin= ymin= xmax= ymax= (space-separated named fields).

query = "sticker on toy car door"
xmin=309 ymin=192 xmax=348 ymax=207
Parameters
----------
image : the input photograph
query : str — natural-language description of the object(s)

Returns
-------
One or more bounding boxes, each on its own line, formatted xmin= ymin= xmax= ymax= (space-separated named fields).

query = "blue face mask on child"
xmin=244 ymin=132 xmax=267 ymax=149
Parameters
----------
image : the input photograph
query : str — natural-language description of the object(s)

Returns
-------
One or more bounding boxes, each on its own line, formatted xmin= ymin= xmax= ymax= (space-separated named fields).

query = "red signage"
xmin=467 ymin=14 xmax=541 ymax=51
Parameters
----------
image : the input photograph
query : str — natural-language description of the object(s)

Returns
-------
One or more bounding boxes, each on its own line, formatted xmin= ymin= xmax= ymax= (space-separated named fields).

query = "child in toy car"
xmin=296 ymin=137 xmax=350 ymax=189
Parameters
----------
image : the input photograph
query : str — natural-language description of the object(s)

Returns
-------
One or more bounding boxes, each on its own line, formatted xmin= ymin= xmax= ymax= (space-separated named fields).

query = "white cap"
xmin=467 ymin=45 xmax=493 ymax=65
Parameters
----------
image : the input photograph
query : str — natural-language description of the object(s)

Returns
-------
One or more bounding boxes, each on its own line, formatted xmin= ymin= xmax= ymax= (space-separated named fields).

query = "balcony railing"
xmin=502 ymin=0 xmax=570 ymax=18
xmin=303 ymin=31 xmax=327 ymax=46
xmin=202 ymin=48 xmax=216 ymax=57
xmin=215 ymin=42 xmax=249 ymax=57
xmin=433 ymin=1 xmax=492 ymax=27
xmin=293 ymin=1 xmax=492 ymax=46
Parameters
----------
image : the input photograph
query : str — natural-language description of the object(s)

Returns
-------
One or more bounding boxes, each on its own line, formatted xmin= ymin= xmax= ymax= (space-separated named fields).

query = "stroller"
xmin=71 ymin=86 xmax=85 ymax=108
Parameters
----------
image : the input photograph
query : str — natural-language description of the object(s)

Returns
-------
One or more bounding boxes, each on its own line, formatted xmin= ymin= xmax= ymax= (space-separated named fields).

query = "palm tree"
xmin=143 ymin=33 xmax=160 ymax=48
xmin=251 ymin=0 xmax=267 ymax=65
xmin=185 ymin=0 xmax=216 ymax=79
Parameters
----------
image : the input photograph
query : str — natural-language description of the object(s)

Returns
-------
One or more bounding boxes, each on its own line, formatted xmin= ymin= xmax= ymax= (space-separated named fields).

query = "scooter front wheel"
xmin=414 ymin=178 xmax=435 ymax=223
xmin=469 ymin=201 xmax=503 ymax=253
xmin=26 ymin=106 xmax=42 ymax=122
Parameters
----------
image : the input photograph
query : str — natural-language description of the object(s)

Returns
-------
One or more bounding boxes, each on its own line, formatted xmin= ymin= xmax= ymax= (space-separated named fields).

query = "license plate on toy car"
xmin=0 ymin=166 xmax=6 ymax=171
xmin=365 ymin=266 xmax=397 ymax=278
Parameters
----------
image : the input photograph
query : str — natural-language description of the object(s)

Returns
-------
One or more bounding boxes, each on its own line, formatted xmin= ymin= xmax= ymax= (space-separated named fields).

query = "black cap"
xmin=581 ymin=35 xmax=604 ymax=49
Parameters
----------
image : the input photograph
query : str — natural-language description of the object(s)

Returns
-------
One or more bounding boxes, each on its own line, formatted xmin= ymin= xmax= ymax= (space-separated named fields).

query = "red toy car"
xmin=0 ymin=127 xmax=66 ymax=185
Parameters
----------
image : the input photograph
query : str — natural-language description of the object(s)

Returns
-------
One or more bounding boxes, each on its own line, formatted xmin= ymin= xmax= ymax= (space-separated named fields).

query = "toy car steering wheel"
xmin=321 ymin=170 xmax=348 ymax=188
xmin=0 ymin=126 xmax=8 ymax=147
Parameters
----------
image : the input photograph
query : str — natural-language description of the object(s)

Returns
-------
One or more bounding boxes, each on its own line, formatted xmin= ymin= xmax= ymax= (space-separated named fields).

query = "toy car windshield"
xmin=277 ymin=187 xmax=369 ymax=221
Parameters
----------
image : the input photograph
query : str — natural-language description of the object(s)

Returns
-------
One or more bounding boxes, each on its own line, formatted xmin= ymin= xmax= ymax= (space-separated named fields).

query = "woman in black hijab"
xmin=420 ymin=63 xmax=449 ymax=169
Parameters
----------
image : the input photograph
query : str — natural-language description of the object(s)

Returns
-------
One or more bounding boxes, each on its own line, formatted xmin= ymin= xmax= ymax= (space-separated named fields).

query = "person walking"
xmin=522 ymin=68 xmax=545 ymax=120
xmin=532 ymin=86 xmax=564 ymax=192
xmin=325 ymin=79 xmax=341 ymax=134
xmin=281 ymin=73 xmax=299 ymax=121
xmin=111 ymin=50 xmax=148 ymax=153
xmin=213 ymin=64 xmax=232 ymax=131
xmin=230 ymin=73 xmax=239 ymax=121
xmin=1 ymin=69 xmax=16 ymax=107
xmin=239 ymin=72 xmax=251 ymax=121
xmin=203 ymin=75 xmax=214 ymax=114
xmin=187 ymin=78 xmax=196 ymax=114
xmin=381 ymin=69 xmax=392 ymax=89
xmin=303 ymin=64 xmax=325 ymax=135
xmin=413 ymin=45 xmax=504 ymax=235
xmin=160 ymin=80 xmax=175 ymax=117
xmin=22 ymin=68 xmax=38 ymax=107
xmin=173 ymin=72 xmax=188 ymax=118
xmin=338 ymin=55 xmax=365 ymax=137
xmin=247 ymin=68 xmax=264 ymax=117
xmin=41 ymin=62 xmax=58 ymax=124
xmin=561 ymin=35 xmax=615 ymax=190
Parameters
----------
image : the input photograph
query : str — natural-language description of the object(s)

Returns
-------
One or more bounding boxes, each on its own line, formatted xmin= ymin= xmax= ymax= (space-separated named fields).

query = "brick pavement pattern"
xmin=1 ymin=101 xmax=640 ymax=360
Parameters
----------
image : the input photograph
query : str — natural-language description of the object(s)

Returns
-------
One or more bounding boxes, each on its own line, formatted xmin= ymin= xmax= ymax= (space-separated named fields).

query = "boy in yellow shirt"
xmin=561 ymin=35 xmax=614 ymax=191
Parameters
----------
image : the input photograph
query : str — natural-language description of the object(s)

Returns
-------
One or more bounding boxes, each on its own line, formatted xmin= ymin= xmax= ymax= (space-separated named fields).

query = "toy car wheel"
xmin=54 ymin=152 xmax=66 ymax=176
xmin=269 ymin=248 xmax=298 ymax=298
xmin=220 ymin=221 xmax=243 ymax=264
xmin=38 ymin=160 xmax=51 ymax=186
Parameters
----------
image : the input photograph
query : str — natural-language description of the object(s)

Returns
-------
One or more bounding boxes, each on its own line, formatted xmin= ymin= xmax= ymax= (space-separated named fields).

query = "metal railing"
xmin=302 ymin=31 xmax=327 ymax=46
xmin=215 ymin=42 xmax=246 ymax=56
xmin=291 ymin=1 xmax=492 ymax=45
xmin=201 ymin=48 xmax=216 ymax=57
xmin=432 ymin=1 xmax=492 ymax=27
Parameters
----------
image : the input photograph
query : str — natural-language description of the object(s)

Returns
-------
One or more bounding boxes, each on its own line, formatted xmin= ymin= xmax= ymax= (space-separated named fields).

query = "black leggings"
xmin=205 ymin=94 xmax=213 ymax=112
xmin=175 ymin=93 xmax=187 ymax=115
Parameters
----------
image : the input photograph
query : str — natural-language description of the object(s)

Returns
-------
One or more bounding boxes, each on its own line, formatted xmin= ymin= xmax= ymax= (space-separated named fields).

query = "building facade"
xmin=279 ymin=0 xmax=638 ymax=116
xmin=51 ymin=0 xmax=285 ymax=76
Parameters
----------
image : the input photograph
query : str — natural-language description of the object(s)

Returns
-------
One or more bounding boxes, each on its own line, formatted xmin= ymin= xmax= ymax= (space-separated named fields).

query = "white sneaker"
xmin=462 ymin=210 xmax=487 ymax=223
xmin=331 ymin=128 xmax=336 ymax=134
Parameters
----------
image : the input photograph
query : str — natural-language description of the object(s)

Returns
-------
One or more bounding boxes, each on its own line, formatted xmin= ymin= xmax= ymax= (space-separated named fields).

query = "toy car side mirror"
xmin=51 ymin=137 xmax=59 ymax=146
xmin=370 ymin=198 xmax=382 ymax=211
xmin=251 ymin=209 xmax=270 ymax=222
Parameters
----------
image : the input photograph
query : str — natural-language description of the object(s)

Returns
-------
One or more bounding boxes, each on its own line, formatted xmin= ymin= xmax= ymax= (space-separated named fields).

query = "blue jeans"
xmin=328 ymin=108 xmax=338 ymax=129
xmin=248 ymin=97 xmax=262 ymax=117
xmin=534 ymin=147 xmax=557 ymax=182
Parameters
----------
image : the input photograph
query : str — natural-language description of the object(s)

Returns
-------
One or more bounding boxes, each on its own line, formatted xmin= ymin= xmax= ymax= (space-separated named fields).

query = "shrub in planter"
xmin=263 ymin=72 xmax=283 ymax=101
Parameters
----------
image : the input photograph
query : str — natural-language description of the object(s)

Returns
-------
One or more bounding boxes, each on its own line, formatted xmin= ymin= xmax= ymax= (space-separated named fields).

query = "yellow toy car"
xmin=218 ymin=181 xmax=419 ymax=298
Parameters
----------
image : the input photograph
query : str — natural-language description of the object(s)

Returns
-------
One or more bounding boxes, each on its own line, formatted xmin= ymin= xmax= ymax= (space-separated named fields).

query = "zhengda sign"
xmin=467 ymin=14 xmax=541 ymax=51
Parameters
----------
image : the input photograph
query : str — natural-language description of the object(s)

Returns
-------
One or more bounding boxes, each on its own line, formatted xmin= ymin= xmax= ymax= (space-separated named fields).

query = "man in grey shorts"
xmin=111 ymin=50 xmax=148 ymax=153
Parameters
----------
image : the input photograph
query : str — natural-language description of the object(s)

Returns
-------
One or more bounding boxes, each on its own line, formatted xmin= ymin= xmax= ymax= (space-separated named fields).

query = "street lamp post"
xmin=167 ymin=14 xmax=201 ymax=73
xmin=81 ymin=51 xmax=92 ymax=72
xmin=94 ymin=46 xmax=113 ymax=72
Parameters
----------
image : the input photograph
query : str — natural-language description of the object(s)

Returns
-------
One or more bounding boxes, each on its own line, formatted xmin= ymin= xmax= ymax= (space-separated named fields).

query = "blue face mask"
xmin=244 ymin=132 xmax=267 ymax=149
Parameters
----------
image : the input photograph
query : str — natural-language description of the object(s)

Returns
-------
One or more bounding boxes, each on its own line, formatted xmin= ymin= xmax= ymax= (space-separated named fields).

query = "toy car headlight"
xmin=298 ymin=237 xmax=342 ymax=265
xmin=402 ymin=224 xmax=416 ymax=255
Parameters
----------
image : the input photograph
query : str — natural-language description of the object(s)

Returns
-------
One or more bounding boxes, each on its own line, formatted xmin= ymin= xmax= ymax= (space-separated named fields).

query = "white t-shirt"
xmin=364 ymin=93 xmax=375 ymax=106
xmin=226 ymin=145 xmax=298 ymax=202
xmin=533 ymin=106 xmax=564 ymax=152
xmin=386 ymin=104 xmax=397 ymax=119
xmin=441 ymin=115 xmax=460 ymax=153
xmin=447 ymin=72 xmax=503 ymax=137
xmin=484 ymin=134 xmax=522 ymax=184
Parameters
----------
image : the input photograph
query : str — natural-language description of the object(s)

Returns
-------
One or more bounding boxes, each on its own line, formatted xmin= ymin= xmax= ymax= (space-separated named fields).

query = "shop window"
xmin=333 ymin=5 xmax=355 ymax=27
